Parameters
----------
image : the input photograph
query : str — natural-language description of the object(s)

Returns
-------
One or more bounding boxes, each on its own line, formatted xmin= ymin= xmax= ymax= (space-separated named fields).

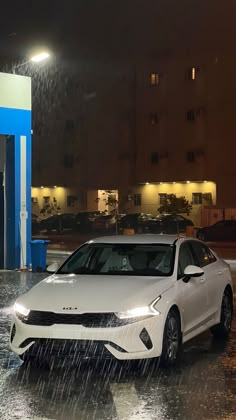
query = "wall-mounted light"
xmin=54 ymin=186 xmax=57 ymax=188
xmin=186 ymin=181 xmax=190 ymax=184
xmin=40 ymin=186 xmax=44 ymax=189
xmin=145 ymin=182 xmax=150 ymax=185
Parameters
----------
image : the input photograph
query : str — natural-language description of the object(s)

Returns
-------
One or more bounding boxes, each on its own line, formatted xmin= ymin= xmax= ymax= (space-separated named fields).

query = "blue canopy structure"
xmin=0 ymin=72 xmax=31 ymax=269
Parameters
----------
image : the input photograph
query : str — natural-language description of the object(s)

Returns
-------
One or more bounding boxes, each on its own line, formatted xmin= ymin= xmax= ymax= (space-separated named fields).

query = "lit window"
xmin=187 ymin=67 xmax=200 ymax=80
xmin=134 ymin=194 xmax=142 ymax=206
xmin=192 ymin=193 xmax=202 ymax=205
xmin=150 ymin=73 xmax=159 ymax=86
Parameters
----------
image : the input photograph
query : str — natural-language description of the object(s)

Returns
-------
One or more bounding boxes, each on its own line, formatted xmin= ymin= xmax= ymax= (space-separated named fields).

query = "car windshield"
xmin=58 ymin=243 xmax=175 ymax=276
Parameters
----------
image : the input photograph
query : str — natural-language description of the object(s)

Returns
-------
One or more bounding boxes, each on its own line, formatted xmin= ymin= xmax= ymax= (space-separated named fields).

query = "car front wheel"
xmin=211 ymin=289 xmax=233 ymax=339
xmin=160 ymin=309 xmax=181 ymax=367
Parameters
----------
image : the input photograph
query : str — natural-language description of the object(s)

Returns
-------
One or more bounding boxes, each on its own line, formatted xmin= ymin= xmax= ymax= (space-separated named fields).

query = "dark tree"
xmin=158 ymin=194 xmax=192 ymax=215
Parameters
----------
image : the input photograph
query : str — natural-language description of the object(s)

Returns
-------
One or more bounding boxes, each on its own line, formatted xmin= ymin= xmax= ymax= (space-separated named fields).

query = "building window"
xmin=134 ymin=193 xmax=142 ymax=206
xmin=203 ymin=193 xmax=213 ymax=204
xmin=43 ymin=196 xmax=50 ymax=204
xmin=150 ymin=113 xmax=159 ymax=125
xmin=192 ymin=193 xmax=202 ymax=205
xmin=159 ymin=193 xmax=167 ymax=205
xmin=65 ymin=119 xmax=75 ymax=131
xmin=186 ymin=110 xmax=195 ymax=122
xmin=186 ymin=151 xmax=196 ymax=162
xmin=150 ymin=73 xmax=159 ymax=86
xmin=67 ymin=195 xmax=78 ymax=207
xmin=187 ymin=67 xmax=200 ymax=80
xmin=63 ymin=154 xmax=74 ymax=168
xmin=151 ymin=152 xmax=159 ymax=164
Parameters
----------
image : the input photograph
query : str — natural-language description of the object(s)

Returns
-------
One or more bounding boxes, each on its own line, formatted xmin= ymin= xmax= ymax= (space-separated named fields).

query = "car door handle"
xmin=217 ymin=270 xmax=223 ymax=275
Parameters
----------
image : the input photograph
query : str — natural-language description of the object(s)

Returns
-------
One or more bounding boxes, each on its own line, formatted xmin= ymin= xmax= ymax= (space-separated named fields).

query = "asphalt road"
xmin=0 ymin=270 xmax=235 ymax=420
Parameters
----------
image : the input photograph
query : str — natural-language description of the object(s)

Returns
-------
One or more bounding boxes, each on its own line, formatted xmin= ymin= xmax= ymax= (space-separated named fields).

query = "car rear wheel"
xmin=160 ymin=309 xmax=182 ymax=368
xmin=211 ymin=289 xmax=233 ymax=339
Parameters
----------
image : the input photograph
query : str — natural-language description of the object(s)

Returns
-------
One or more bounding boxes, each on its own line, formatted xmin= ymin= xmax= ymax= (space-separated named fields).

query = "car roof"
xmin=89 ymin=234 xmax=181 ymax=245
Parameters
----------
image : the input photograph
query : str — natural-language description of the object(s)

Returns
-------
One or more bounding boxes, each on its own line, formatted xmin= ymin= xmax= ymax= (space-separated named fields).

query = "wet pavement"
xmin=0 ymin=270 xmax=235 ymax=420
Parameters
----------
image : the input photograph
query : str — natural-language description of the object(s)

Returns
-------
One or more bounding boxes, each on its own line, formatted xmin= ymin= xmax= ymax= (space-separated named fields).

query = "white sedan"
xmin=10 ymin=235 xmax=234 ymax=367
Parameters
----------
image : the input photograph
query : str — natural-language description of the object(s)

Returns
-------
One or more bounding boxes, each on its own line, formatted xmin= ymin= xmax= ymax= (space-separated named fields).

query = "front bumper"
xmin=10 ymin=313 xmax=165 ymax=360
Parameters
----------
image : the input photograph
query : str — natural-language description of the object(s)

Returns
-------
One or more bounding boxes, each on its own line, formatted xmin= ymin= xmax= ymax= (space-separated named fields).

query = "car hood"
xmin=17 ymin=274 xmax=174 ymax=313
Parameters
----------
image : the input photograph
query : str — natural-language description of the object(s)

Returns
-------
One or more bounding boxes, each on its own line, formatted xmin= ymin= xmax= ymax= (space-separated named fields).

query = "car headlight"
xmin=14 ymin=303 xmax=30 ymax=317
xmin=116 ymin=296 xmax=161 ymax=319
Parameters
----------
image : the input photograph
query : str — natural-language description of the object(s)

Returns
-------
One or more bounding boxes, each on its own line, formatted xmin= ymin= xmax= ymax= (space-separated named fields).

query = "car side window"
xmin=178 ymin=242 xmax=198 ymax=278
xmin=191 ymin=242 xmax=216 ymax=267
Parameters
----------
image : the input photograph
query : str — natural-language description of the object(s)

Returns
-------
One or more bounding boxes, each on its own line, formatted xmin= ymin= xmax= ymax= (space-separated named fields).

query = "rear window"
xmin=58 ymin=243 xmax=175 ymax=277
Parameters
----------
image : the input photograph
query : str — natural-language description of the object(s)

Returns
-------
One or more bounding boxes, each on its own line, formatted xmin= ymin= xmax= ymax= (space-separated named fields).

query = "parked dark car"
xmin=93 ymin=214 xmax=116 ymax=232
xmin=93 ymin=213 xmax=126 ymax=232
xmin=147 ymin=213 xmax=194 ymax=234
xmin=76 ymin=211 xmax=105 ymax=232
xmin=32 ymin=213 xmax=40 ymax=234
xmin=119 ymin=213 xmax=153 ymax=233
xmin=197 ymin=219 xmax=236 ymax=241
xmin=40 ymin=213 xmax=76 ymax=234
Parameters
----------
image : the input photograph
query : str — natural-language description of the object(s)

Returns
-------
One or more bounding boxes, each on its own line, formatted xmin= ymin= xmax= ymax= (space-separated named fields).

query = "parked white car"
xmin=10 ymin=235 xmax=234 ymax=367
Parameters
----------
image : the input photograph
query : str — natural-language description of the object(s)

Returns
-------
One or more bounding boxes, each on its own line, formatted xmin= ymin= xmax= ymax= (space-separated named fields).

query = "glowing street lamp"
xmin=13 ymin=50 xmax=51 ymax=73
xmin=30 ymin=52 xmax=50 ymax=63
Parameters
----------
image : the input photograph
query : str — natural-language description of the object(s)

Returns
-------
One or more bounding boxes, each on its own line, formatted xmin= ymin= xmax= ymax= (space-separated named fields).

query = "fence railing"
xmin=200 ymin=207 xmax=236 ymax=227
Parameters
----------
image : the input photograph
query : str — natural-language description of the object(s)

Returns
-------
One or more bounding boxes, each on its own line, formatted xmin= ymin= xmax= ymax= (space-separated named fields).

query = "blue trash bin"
xmin=31 ymin=240 xmax=50 ymax=272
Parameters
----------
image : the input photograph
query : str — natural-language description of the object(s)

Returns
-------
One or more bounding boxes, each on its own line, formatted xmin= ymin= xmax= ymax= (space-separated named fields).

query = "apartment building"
xmin=31 ymin=52 xmax=236 ymax=224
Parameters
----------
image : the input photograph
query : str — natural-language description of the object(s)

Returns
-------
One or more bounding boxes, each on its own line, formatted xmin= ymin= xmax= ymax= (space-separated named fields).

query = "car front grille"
xmin=19 ymin=338 xmax=126 ymax=359
xmin=17 ymin=311 xmax=128 ymax=327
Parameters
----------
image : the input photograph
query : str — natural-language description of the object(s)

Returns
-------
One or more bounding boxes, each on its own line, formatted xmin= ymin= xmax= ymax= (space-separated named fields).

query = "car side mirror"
xmin=47 ymin=262 xmax=59 ymax=274
xmin=182 ymin=265 xmax=204 ymax=283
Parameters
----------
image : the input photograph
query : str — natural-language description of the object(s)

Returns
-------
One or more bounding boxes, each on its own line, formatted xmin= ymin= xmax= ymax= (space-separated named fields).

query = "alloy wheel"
xmin=166 ymin=317 xmax=179 ymax=362
xmin=222 ymin=294 xmax=232 ymax=331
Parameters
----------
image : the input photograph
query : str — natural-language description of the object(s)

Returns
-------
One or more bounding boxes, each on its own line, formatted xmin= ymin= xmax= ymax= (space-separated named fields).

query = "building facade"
xmin=31 ymin=52 xmax=236 ymax=224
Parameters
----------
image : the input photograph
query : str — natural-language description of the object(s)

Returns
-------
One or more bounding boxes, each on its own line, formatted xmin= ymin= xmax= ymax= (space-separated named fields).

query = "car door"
xmin=177 ymin=241 xmax=208 ymax=338
xmin=190 ymin=241 xmax=220 ymax=321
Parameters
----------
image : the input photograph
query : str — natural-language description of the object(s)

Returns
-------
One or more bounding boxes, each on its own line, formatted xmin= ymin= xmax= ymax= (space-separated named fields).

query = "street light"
xmin=13 ymin=51 xmax=50 ymax=72
xmin=30 ymin=52 xmax=50 ymax=63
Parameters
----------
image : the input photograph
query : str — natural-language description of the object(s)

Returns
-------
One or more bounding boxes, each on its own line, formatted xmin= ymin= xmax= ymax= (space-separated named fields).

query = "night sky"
xmin=1 ymin=0 xmax=236 ymax=60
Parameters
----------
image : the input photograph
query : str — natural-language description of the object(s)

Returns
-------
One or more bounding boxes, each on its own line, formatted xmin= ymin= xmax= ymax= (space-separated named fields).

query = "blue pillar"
xmin=0 ymin=73 xmax=31 ymax=269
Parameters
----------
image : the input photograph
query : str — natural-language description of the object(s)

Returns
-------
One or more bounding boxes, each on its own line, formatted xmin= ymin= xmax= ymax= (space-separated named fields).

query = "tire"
xmin=160 ymin=309 xmax=182 ymax=368
xmin=211 ymin=289 xmax=233 ymax=339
